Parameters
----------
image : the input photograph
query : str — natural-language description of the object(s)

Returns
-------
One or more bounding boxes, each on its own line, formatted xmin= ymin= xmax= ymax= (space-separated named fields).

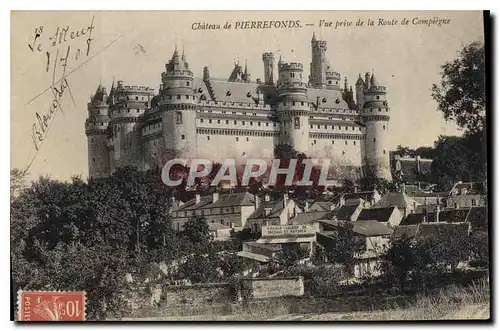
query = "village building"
xmin=445 ymin=182 xmax=487 ymax=209
xmin=356 ymin=206 xmax=403 ymax=228
xmin=372 ymin=191 xmax=420 ymax=218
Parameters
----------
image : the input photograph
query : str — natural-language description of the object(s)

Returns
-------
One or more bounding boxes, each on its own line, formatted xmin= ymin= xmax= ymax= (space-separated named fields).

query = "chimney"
xmin=264 ymin=194 xmax=270 ymax=202
xmin=305 ymin=201 xmax=309 ymax=212
xmin=283 ymin=193 xmax=289 ymax=208
xmin=195 ymin=194 xmax=201 ymax=204
xmin=255 ymin=195 xmax=261 ymax=210
xmin=436 ymin=204 xmax=440 ymax=223
xmin=213 ymin=192 xmax=219 ymax=203
xmin=354 ymin=185 xmax=358 ymax=193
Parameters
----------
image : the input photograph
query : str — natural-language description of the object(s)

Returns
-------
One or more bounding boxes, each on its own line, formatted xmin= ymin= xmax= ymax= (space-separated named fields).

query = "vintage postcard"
xmin=10 ymin=10 xmax=489 ymax=321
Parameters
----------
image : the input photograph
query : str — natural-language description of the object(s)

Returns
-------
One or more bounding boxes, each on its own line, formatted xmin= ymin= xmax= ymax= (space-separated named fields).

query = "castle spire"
xmin=244 ymin=60 xmax=248 ymax=75
xmin=312 ymin=32 xmax=317 ymax=43
xmin=344 ymin=76 xmax=348 ymax=90
xmin=370 ymin=70 xmax=380 ymax=87
xmin=355 ymin=73 xmax=364 ymax=86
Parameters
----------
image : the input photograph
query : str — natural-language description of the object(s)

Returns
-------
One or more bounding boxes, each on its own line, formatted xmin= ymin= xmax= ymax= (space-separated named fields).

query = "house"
xmin=372 ymin=191 xmax=420 ymax=218
xmin=208 ymin=223 xmax=232 ymax=241
xmin=356 ymin=206 xmax=403 ymax=227
xmin=246 ymin=194 xmax=301 ymax=233
xmin=288 ymin=210 xmax=335 ymax=231
xmin=446 ymin=182 xmax=487 ymax=209
xmin=317 ymin=219 xmax=393 ymax=278
xmin=237 ymin=242 xmax=282 ymax=265
xmin=337 ymin=190 xmax=381 ymax=208
xmin=332 ymin=201 xmax=364 ymax=222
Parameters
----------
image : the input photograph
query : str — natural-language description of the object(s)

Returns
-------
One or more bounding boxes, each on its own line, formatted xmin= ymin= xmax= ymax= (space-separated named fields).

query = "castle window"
xmin=176 ymin=112 xmax=183 ymax=124
xmin=293 ymin=102 xmax=296 ymax=106
xmin=353 ymin=141 xmax=356 ymax=145
xmin=169 ymin=96 xmax=172 ymax=100
xmin=250 ymin=121 xmax=253 ymax=126
xmin=234 ymin=120 xmax=237 ymax=124
xmin=352 ymin=127 xmax=355 ymax=131
xmin=273 ymin=123 xmax=276 ymax=127
xmin=317 ymin=125 xmax=320 ymax=129
xmin=185 ymin=95 xmax=190 ymax=99
xmin=127 ymin=96 xmax=130 ymax=100
xmin=339 ymin=126 xmax=341 ymax=130
xmin=217 ymin=120 xmax=221 ymax=124
xmin=176 ymin=95 xmax=181 ymax=99
xmin=379 ymin=108 xmax=382 ymax=112
xmin=345 ymin=141 xmax=348 ymax=145
xmin=127 ymin=109 xmax=130 ymax=113
xmin=92 ymin=157 xmax=95 ymax=163
xmin=200 ymin=119 xmax=204 ymax=123
xmin=301 ymin=102 xmax=304 ymax=106
xmin=328 ymin=81 xmax=332 ymax=85
xmin=207 ymin=136 xmax=210 ymax=140
xmin=313 ymin=140 xmax=316 ymax=144
xmin=137 ymin=109 xmax=140 ymax=113
xmin=236 ymin=137 xmax=239 ymax=141
xmin=373 ymin=138 xmax=376 ymax=142
xmin=283 ymin=102 xmax=286 ymax=106
xmin=181 ymin=135 xmax=186 ymax=140
xmin=135 ymin=96 xmax=138 ymax=101
xmin=209 ymin=119 xmax=212 ymax=123
xmin=266 ymin=123 xmax=269 ymax=126
xmin=242 ymin=121 xmax=245 ymax=125
xmin=153 ymin=141 xmax=156 ymax=146
xmin=383 ymin=125 xmax=386 ymax=130
xmin=246 ymin=137 xmax=249 ymax=142
xmin=258 ymin=122 xmax=261 ymax=126
xmin=294 ymin=117 xmax=300 ymax=129
xmin=290 ymin=72 xmax=295 ymax=78
xmin=383 ymin=149 xmax=386 ymax=154
xmin=324 ymin=125 xmax=327 ymax=129
xmin=376 ymin=96 xmax=380 ymax=100
xmin=332 ymin=140 xmax=335 ymax=144
xmin=370 ymin=108 xmax=373 ymax=112
xmin=345 ymin=126 xmax=348 ymax=130
xmin=310 ymin=125 xmax=313 ymax=129
xmin=186 ymin=81 xmax=190 ymax=86
xmin=226 ymin=120 xmax=229 ymax=124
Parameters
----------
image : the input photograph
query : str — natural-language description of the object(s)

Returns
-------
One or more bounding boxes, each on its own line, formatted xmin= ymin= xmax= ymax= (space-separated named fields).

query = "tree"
xmin=380 ymin=235 xmax=416 ymax=292
xmin=323 ymin=221 xmax=363 ymax=282
xmin=10 ymin=168 xmax=28 ymax=200
xmin=431 ymin=42 xmax=485 ymax=134
xmin=183 ymin=216 xmax=211 ymax=246
xmin=177 ymin=255 xmax=220 ymax=284
xmin=276 ymin=245 xmax=310 ymax=269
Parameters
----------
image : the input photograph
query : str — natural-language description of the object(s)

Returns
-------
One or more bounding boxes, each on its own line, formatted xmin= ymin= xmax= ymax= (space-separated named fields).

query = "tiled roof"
xmin=400 ymin=211 xmax=438 ymax=225
xmin=449 ymin=182 xmax=486 ymax=196
xmin=247 ymin=199 xmax=284 ymax=220
xmin=392 ymin=225 xmax=419 ymax=241
xmin=342 ymin=191 xmax=375 ymax=201
xmin=288 ymin=211 xmax=334 ymax=225
xmin=208 ymin=79 xmax=261 ymax=104
xmin=319 ymin=219 xmax=393 ymax=237
xmin=417 ymin=222 xmax=470 ymax=240
xmin=171 ymin=192 xmax=255 ymax=212
xmin=373 ymin=192 xmax=418 ymax=209
xmin=333 ymin=203 xmax=360 ymax=220
xmin=415 ymin=204 xmax=441 ymax=213
xmin=357 ymin=207 xmax=396 ymax=222
xmin=309 ymin=201 xmax=334 ymax=212
xmin=307 ymin=87 xmax=349 ymax=109
xmin=439 ymin=208 xmax=470 ymax=223
xmin=243 ymin=241 xmax=282 ymax=252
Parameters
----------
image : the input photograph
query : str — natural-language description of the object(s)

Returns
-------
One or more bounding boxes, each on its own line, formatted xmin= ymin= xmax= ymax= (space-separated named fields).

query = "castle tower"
xmin=355 ymin=74 xmax=365 ymax=109
xmin=159 ymin=47 xmax=197 ymax=158
xmin=108 ymin=80 xmax=154 ymax=170
xmin=85 ymin=83 xmax=110 ymax=178
xmin=277 ymin=61 xmax=310 ymax=153
xmin=309 ymin=33 xmax=327 ymax=89
xmin=262 ymin=52 xmax=275 ymax=85
xmin=360 ymin=72 xmax=392 ymax=180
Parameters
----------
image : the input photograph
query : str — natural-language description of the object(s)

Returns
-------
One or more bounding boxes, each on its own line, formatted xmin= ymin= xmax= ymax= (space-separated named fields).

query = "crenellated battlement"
xmin=197 ymin=99 xmax=273 ymax=110
xmin=326 ymin=71 xmax=341 ymax=78
xmin=279 ymin=62 xmax=303 ymax=70
xmin=162 ymin=69 xmax=194 ymax=78
xmin=312 ymin=40 xmax=327 ymax=49
xmin=262 ymin=52 xmax=274 ymax=59
xmin=365 ymin=86 xmax=387 ymax=92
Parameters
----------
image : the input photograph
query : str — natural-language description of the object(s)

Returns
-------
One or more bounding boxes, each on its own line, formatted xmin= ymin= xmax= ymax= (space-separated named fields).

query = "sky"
xmin=10 ymin=11 xmax=485 ymax=181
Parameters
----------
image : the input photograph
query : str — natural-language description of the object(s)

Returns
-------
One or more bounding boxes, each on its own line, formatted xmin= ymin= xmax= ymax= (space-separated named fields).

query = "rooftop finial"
xmin=312 ymin=32 xmax=317 ymax=42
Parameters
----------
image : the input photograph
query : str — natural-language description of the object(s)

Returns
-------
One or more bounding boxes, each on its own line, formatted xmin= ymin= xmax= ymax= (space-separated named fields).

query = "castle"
xmin=85 ymin=33 xmax=392 ymax=181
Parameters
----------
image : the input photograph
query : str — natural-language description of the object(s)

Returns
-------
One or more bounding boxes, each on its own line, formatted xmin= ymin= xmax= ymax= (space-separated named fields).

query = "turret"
xmin=108 ymin=80 xmax=154 ymax=170
xmin=309 ymin=33 xmax=328 ymax=89
xmin=262 ymin=52 xmax=275 ymax=85
xmin=360 ymin=71 xmax=392 ymax=180
xmin=159 ymin=47 xmax=198 ymax=158
xmin=277 ymin=61 xmax=309 ymax=153
xmin=355 ymin=73 xmax=365 ymax=109
xmin=85 ymin=83 xmax=111 ymax=178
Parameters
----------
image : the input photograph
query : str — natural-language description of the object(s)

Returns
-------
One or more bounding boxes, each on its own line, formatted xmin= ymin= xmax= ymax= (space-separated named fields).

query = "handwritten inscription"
xmin=28 ymin=16 xmax=95 ymax=152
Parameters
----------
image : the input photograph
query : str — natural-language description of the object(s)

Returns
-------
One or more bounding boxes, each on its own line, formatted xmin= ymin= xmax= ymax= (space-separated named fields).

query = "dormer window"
xmin=247 ymin=92 xmax=252 ymax=97
xmin=186 ymin=81 xmax=190 ymax=86
xmin=322 ymin=98 xmax=327 ymax=103
xmin=226 ymin=91 xmax=232 ymax=96
xmin=335 ymin=99 xmax=340 ymax=104
xmin=198 ymin=87 xmax=203 ymax=93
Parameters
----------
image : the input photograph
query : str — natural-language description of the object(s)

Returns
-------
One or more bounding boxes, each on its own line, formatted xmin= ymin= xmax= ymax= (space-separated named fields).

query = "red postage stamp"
xmin=18 ymin=291 xmax=86 ymax=321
